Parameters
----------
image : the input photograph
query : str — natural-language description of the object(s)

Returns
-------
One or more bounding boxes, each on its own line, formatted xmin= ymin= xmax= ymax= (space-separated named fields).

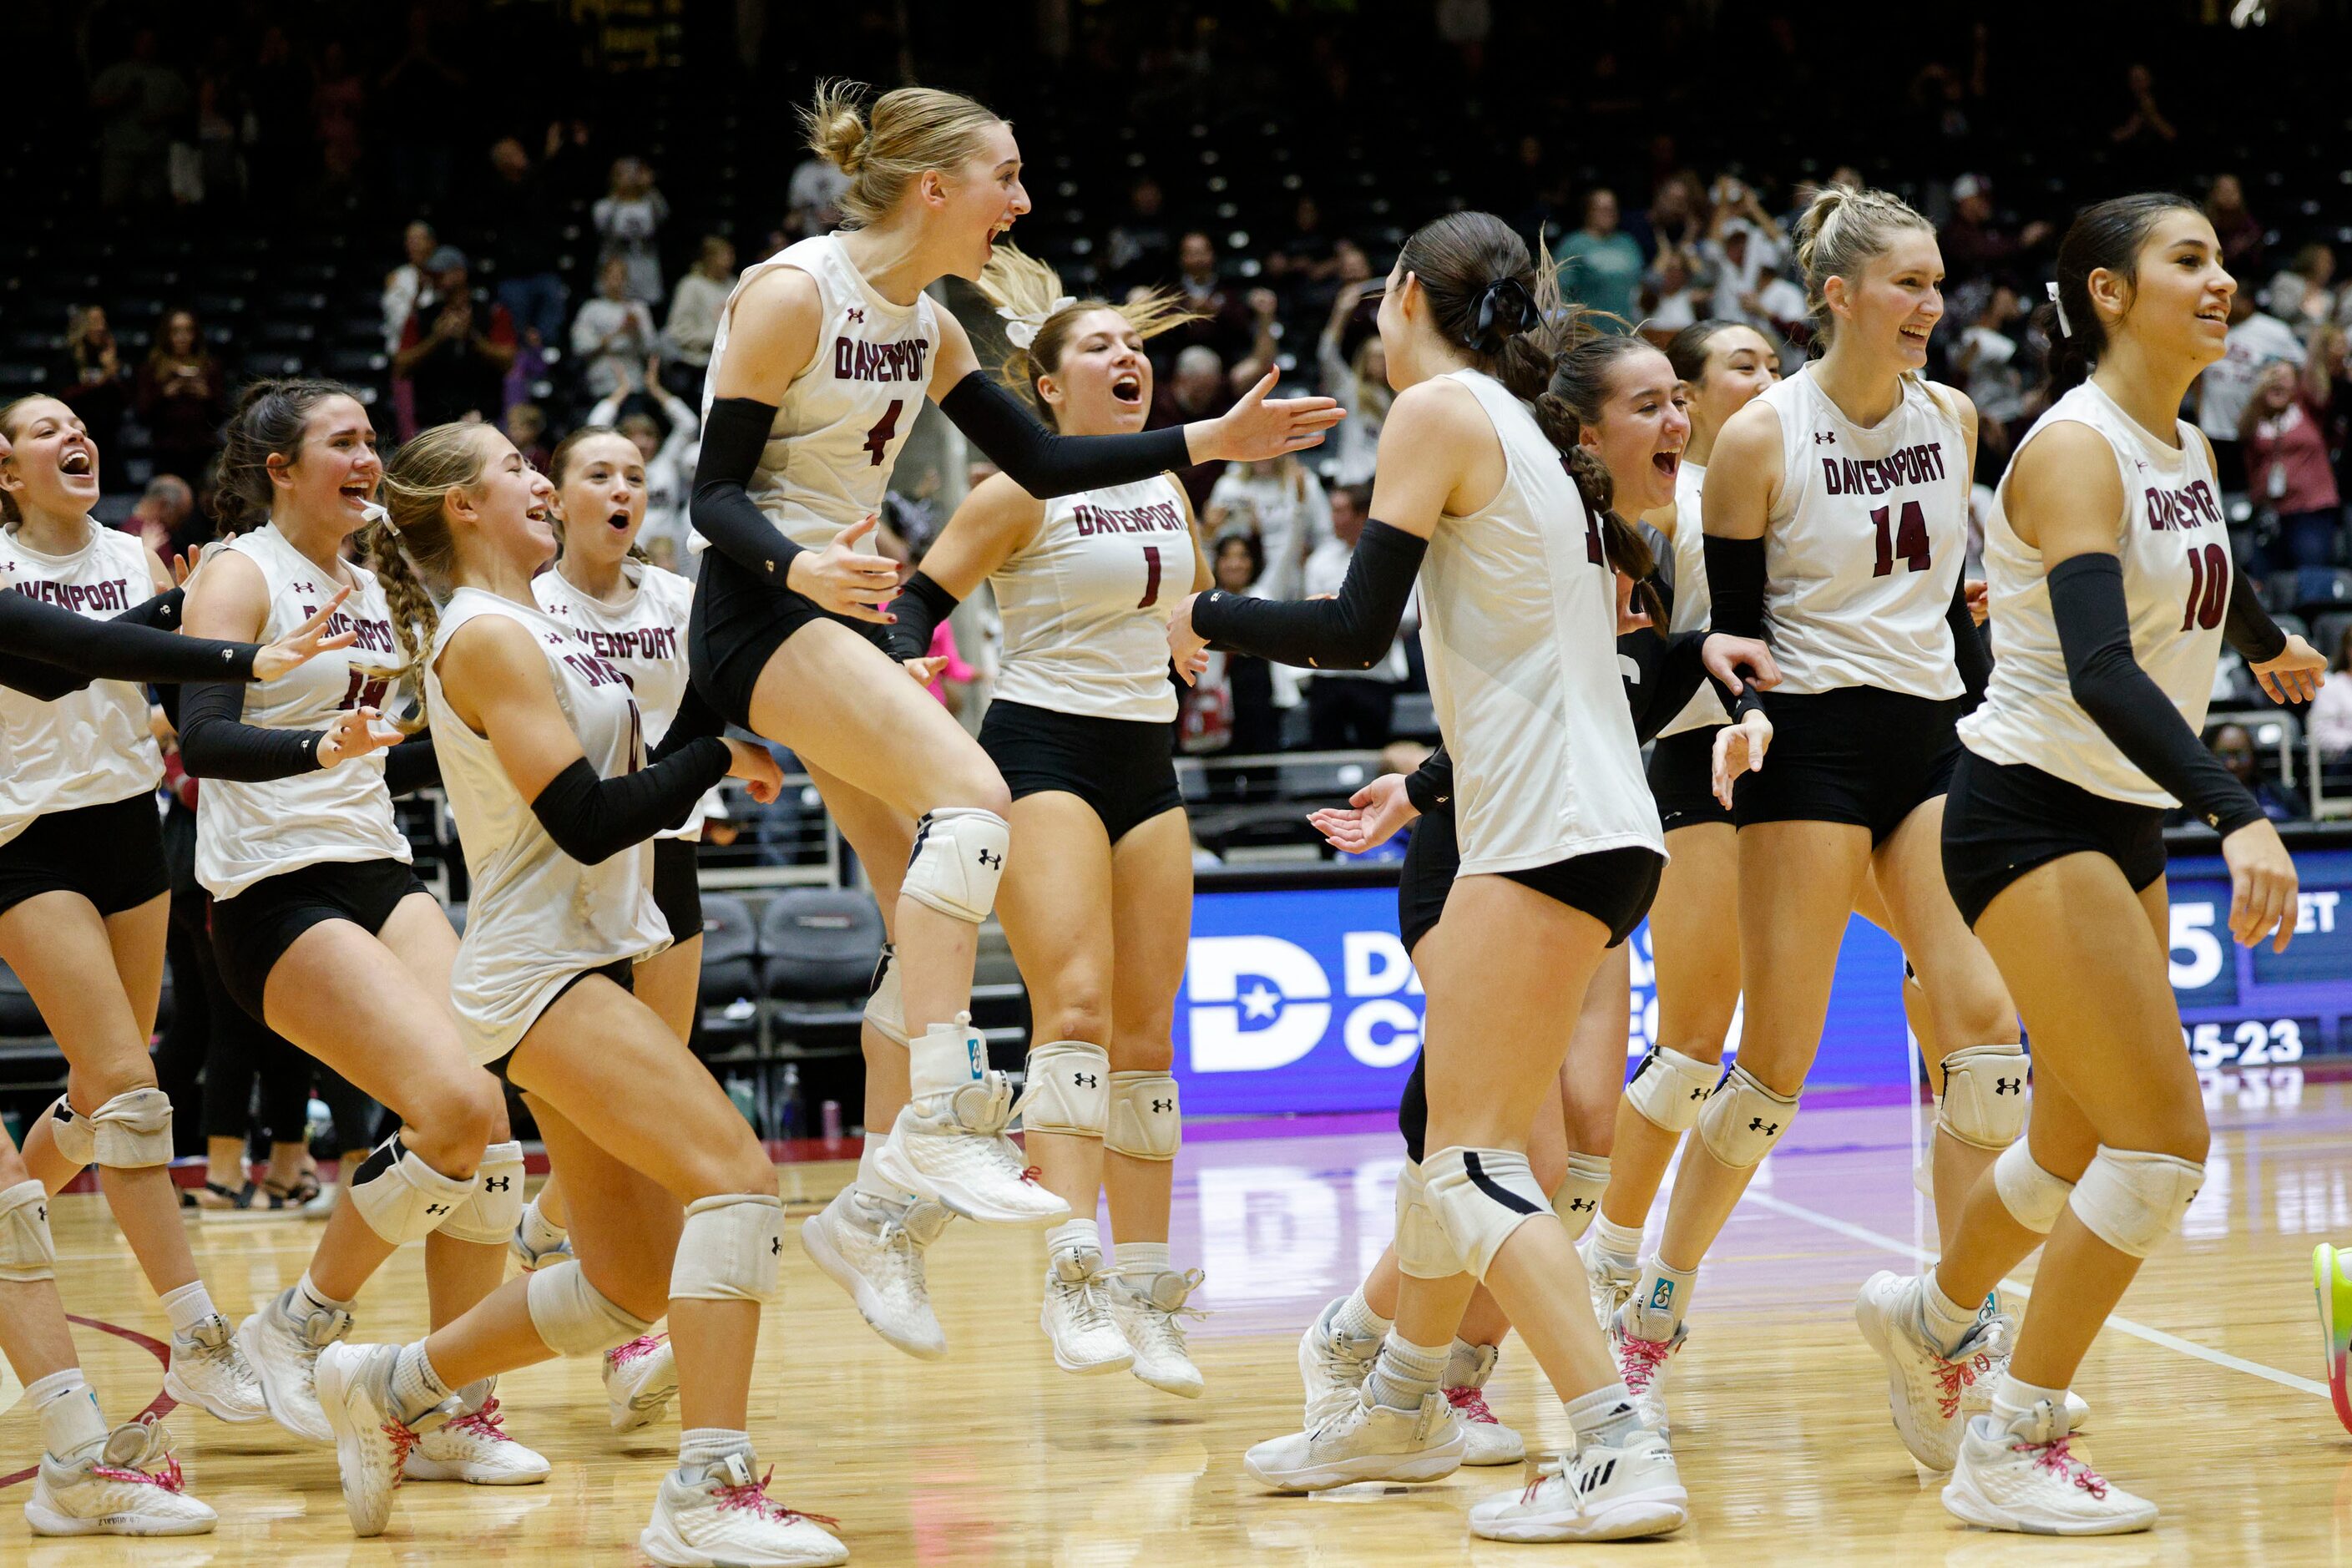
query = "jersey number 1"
xmin=2180 ymin=542 xmax=2229 ymax=631
xmin=1137 ymin=545 xmax=1164 ymax=609
xmin=1870 ymin=501 xmax=1931 ymax=577
xmin=862 ymin=399 xmax=903 ymax=467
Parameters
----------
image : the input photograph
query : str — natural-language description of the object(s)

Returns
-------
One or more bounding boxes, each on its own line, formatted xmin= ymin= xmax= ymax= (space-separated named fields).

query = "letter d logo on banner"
xmin=1186 ymin=936 xmax=1331 ymax=1074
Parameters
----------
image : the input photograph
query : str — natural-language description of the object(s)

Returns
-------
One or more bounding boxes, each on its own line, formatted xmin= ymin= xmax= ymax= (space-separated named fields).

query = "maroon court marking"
xmin=0 ymin=1313 xmax=175 ymax=1490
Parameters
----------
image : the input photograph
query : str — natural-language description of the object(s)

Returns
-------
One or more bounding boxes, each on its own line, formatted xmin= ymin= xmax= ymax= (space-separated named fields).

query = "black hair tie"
xmin=1472 ymin=277 xmax=1535 ymax=350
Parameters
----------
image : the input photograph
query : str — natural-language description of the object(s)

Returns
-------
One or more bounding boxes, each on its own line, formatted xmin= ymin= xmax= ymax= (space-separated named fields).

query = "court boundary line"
xmin=1747 ymin=1190 xmax=2330 ymax=1399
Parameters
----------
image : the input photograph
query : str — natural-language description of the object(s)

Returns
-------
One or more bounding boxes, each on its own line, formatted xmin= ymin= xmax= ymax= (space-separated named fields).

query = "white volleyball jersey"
xmin=1658 ymin=458 xmax=1727 ymax=736
xmin=195 ymin=526 xmax=411 ymax=898
xmin=0 ymin=519 xmax=164 ymax=847
xmin=534 ymin=559 xmax=716 ymax=838
xmin=427 ymin=590 xmax=670 ymax=1067
xmin=1960 ymin=382 xmax=2230 ymax=807
xmin=1419 ymin=370 xmax=1662 ymax=875
xmin=699 ymin=233 xmax=943 ymax=553
xmin=992 ymin=474 xmax=1189 ymax=723
xmin=1756 ymin=367 xmax=1971 ymax=699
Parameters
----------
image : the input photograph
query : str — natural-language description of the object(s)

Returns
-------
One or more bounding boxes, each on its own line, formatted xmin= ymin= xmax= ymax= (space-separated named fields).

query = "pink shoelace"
xmin=1932 ymin=1348 xmax=1995 ymax=1420
xmin=382 ymin=1421 xmax=422 ymax=1489
xmin=1616 ymin=1333 xmax=1674 ymax=1394
xmin=91 ymin=1454 xmax=186 ymax=1494
xmin=2020 ymin=1434 xmax=2110 ymax=1500
xmin=1445 ymin=1385 xmax=1499 ymax=1425
xmin=715 ymin=1464 xmax=840 ymax=1530
xmin=448 ymin=1397 xmax=513 ymax=1444
xmin=609 ymin=1333 xmax=668 ymax=1368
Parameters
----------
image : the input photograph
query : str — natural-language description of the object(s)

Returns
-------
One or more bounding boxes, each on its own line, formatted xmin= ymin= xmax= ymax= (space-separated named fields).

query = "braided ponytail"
xmin=367 ymin=423 xmax=490 ymax=732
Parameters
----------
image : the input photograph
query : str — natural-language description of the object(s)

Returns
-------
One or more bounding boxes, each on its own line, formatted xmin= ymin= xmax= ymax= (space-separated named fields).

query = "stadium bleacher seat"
xmin=757 ymin=888 xmax=884 ymax=1002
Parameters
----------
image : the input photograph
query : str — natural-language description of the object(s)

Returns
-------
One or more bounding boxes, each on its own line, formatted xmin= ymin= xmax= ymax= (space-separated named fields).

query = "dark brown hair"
xmin=546 ymin=423 xmax=651 ymax=564
xmin=213 ymin=378 xmax=366 ymax=532
xmin=2044 ymin=193 xmax=2205 ymax=395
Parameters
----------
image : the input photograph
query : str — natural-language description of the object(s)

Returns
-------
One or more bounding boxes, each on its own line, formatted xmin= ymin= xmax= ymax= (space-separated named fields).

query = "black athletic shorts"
xmin=1734 ymin=685 xmax=1964 ymax=846
xmin=0 ymin=792 xmax=169 ymax=919
xmin=210 ymin=857 xmax=430 ymax=1018
xmin=688 ymin=547 xmax=893 ymax=729
xmin=1396 ymin=805 xmax=1459 ymax=956
xmin=978 ymin=700 xmax=1183 ymax=845
xmin=489 ymin=959 xmax=635 ymax=1085
xmin=1501 ymin=847 xmax=1664 ymax=948
xmin=651 ymin=837 xmax=705 ymax=948
xmin=1646 ymin=726 xmax=1734 ymax=832
xmin=1941 ymin=750 xmax=2167 ymax=928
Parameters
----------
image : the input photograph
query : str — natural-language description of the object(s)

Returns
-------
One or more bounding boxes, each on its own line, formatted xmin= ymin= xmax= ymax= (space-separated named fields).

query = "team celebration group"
xmin=0 ymin=75 xmax=2323 ymax=1563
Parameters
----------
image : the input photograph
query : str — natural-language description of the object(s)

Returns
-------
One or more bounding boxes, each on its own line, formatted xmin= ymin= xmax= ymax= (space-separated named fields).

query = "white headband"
xmin=2046 ymin=281 xmax=2073 ymax=339
xmin=997 ymin=296 xmax=1076 ymax=350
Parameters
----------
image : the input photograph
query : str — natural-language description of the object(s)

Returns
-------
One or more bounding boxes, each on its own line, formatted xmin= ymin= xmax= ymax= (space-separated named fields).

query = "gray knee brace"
xmin=669 ymin=1192 xmax=787 ymax=1302
xmin=0 ymin=1179 xmax=55 ymax=1282
xmin=437 ymin=1141 xmax=525 ymax=1246
xmin=525 ymin=1260 xmax=658 ymax=1357
xmin=349 ymin=1132 xmax=481 ymax=1247
xmin=1696 ymin=1063 xmax=1798 ymax=1169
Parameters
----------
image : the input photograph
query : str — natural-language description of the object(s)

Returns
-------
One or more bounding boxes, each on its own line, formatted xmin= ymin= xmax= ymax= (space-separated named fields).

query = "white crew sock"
xmin=1046 ymin=1217 xmax=1100 ymax=1263
xmin=518 ymin=1194 xmax=569 ymax=1252
xmin=1114 ymin=1239 xmax=1171 ymax=1277
xmin=1920 ymin=1273 xmax=1981 ymax=1356
xmin=390 ymin=1341 xmax=456 ymax=1426
xmin=160 ymin=1280 xmax=215 ymax=1338
xmin=1332 ymin=1287 xmax=1391 ymax=1343
xmin=294 ymin=1270 xmax=355 ymax=1318
xmin=1591 ymin=1216 xmax=1645 ymax=1265
xmin=1565 ymin=1381 xmax=1645 ymax=1448
xmin=1365 ymin=1334 xmax=1449 ymax=1412
xmin=680 ymin=1425 xmax=755 ymax=1479
xmin=28 ymin=1368 xmax=107 ymax=1464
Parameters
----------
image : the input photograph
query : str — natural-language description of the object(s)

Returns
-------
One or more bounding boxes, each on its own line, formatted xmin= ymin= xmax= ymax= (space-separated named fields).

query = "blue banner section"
xmin=1173 ymin=849 xmax=2352 ymax=1116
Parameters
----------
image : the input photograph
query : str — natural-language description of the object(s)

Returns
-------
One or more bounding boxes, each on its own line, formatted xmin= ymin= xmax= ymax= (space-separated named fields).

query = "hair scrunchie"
xmin=1472 ymin=276 xmax=1536 ymax=351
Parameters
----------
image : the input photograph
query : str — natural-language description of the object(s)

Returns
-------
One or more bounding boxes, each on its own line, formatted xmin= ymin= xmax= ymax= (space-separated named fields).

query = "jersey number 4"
xmin=1870 ymin=500 xmax=1931 ymax=577
xmin=2180 ymin=542 xmax=2229 ymax=631
xmin=862 ymin=399 xmax=904 ymax=466
xmin=337 ymin=669 xmax=391 ymax=712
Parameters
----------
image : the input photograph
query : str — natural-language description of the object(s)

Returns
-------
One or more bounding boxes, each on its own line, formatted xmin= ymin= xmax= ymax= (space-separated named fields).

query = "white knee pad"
xmin=42 ymin=1097 xmax=93 ymax=1167
xmin=437 ymin=1141 xmax=525 ymax=1246
xmin=902 ymin=807 xmax=1011 ymax=924
xmin=1623 ymin=1046 xmax=1717 ymax=1134
xmin=1696 ymin=1063 xmax=1799 ymax=1170
xmin=1422 ymin=1146 xmax=1551 ymax=1282
xmin=1105 ymin=1070 xmax=1180 ymax=1161
xmin=0 ymin=1179 xmax=56 ymax=1282
xmin=1392 ymin=1160 xmax=1466 ymax=1279
xmin=88 ymin=1089 xmax=173 ymax=1169
xmin=1939 ymin=1044 xmax=2030 ymax=1151
xmin=525 ymin=1259 xmax=658 ymax=1357
xmin=1550 ymin=1152 xmax=1611 ymax=1241
xmin=863 ymin=943 xmax=908 ymax=1047
xmin=1019 ymin=1040 xmax=1110 ymax=1138
xmin=1991 ymin=1141 xmax=2076 ymax=1235
xmin=348 ymin=1133 xmax=481 ymax=1247
xmin=2068 ymin=1146 xmax=2205 ymax=1259
xmin=669 ymin=1191 xmax=787 ymax=1302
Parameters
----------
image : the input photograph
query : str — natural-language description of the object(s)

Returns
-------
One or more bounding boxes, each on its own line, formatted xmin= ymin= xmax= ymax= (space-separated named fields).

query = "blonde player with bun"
xmin=689 ymin=79 xmax=1341 ymax=1327
xmin=860 ymin=246 xmax=1210 ymax=1389
xmin=1615 ymin=185 xmax=2031 ymax=1435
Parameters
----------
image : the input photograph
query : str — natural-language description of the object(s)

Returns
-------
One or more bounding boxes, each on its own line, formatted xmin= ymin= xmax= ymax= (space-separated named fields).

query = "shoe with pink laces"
xmin=604 ymin=1333 xmax=680 ymax=1433
xmin=24 ymin=1418 xmax=217 ymax=1536
xmin=403 ymin=1390 xmax=550 ymax=1485
xmin=1944 ymin=1398 xmax=2157 ymax=1535
xmin=640 ymin=1453 xmax=848 ymax=1566
xmin=1608 ymin=1307 xmax=1688 ymax=1435
xmin=1442 ymin=1339 xmax=1525 ymax=1464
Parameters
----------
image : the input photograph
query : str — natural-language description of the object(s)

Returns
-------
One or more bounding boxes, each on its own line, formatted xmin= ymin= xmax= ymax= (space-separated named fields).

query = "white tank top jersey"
xmin=1754 ymin=366 xmax=1972 ymax=699
xmin=195 ymin=526 xmax=411 ymax=898
xmin=699 ymin=233 xmax=943 ymax=554
xmin=427 ymin=590 xmax=671 ymax=1068
xmin=1419 ymin=370 xmax=1663 ymax=875
xmin=992 ymin=474 xmax=1190 ymax=723
xmin=0 ymin=519 xmax=164 ymax=847
xmin=1657 ymin=457 xmax=1727 ymax=736
xmin=1960 ymin=381 xmax=2230 ymax=807
xmin=533 ymin=559 xmax=716 ymax=839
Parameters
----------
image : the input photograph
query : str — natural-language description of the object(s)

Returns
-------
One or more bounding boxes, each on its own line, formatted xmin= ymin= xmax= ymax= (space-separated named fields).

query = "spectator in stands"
xmin=56 ymin=305 xmax=129 ymax=490
xmin=572 ymin=257 xmax=660 ymax=399
xmin=1633 ymin=173 xmax=1706 ymax=261
xmin=1554 ymin=187 xmax=1644 ymax=322
xmin=2243 ymin=357 xmax=2344 ymax=572
xmin=1151 ymin=344 xmax=1241 ymax=511
xmin=503 ymin=402 xmax=553 ymax=473
xmin=382 ymin=220 xmax=436 ymax=352
xmin=2110 ymin=62 xmax=2179 ymax=154
xmin=1940 ymin=173 xmax=2054 ymax=284
xmin=1639 ymin=244 xmax=1710 ymax=334
xmin=134 ymin=311 xmax=226 ymax=493
xmin=594 ymin=155 xmax=670 ymax=304
xmin=1318 ymin=279 xmax=1389 ymax=487
xmin=483 ymin=136 xmax=568 ymax=349
xmin=2212 ymin=722 xmax=2306 ymax=822
xmin=586 ymin=370 xmax=700 ymax=567
xmin=2272 ymin=244 xmax=2339 ymax=335
xmin=2207 ymin=173 xmax=2266 ymax=282
xmin=1171 ymin=230 xmax=1257 ymax=365
xmin=1209 ymin=533 xmax=1280 ymax=755
xmin=661 ymin=235 xmax=737 ymax=398
xmin=91 ymin=27 xmax=187 ymax=209
xmin=787 ymin=144 xmax=849 ymax=237
xmin=1105 ymin=175 xmax=1176 ymax=294
xmin=1266 ymin=194 xmax=1341 ymax=294
xmin=1953 ymin=280 xmax=2028 ymax=470
xmin=2198 ymin=287 xmax=2306 ymax=493
xmin=394 ymin=245 xmax=517 ymax=426
xmin=1301 ymin=483 xmax=1409 ymax=748
xmin=127 ymin=474 xmax=197 ymax=560
xmin=2309 ymin=623 xmax=2352 ymax=759
xmin=1206 ymin=449 xmax=1330 ymax=602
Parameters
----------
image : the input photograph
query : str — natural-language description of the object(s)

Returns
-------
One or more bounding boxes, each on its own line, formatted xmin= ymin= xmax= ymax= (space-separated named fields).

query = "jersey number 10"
xmin=1870 ymin=501 xmax=1932 ymax=577
xmin=2180 ymin=543 xmax=2229 ymax=632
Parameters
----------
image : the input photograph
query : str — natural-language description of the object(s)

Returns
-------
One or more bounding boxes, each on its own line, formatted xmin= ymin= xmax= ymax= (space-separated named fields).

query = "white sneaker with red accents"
xmin=1443 ymin=1340 xmax=1525 ymax=1465
xmin=315 ymin=1342 xmax=448 ymax=1537
xmin=604 ymin=1334 xmax=680 ymax=1433
xmin=1960 ymin=1313 xmax=2093 ymax=1430
xmin=1468 ymin=1429 xmax=1689 ymax=1542
xmin=1943 ymin=1400 xmax=2157 ymax=1535
xmin=639 ymin=1454 xmax=848 ymax=1567
xmin=24 ymin=1419 xmax=217 ymax=1536
xmin=402 ymin=1394 xmax=549 ymax=1485
xmin=1607 ymin=1308 xmax=1687 ymax=1435
xmin=871 ymin=1018 xmax=1070 ymax=1226
xmin=1854 ymin=1270 xmax=1999 ymax=1473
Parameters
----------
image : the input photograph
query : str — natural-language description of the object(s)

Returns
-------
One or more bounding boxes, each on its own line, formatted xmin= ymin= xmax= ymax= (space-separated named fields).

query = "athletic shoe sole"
xmin=799 ymin=1211 xmax=947 ymax=1360
xmin=314 ymin=1346 xmax=399 ymax=1537
xmin=2319 ymin=1242 xmax=2352 ymax=1434
xmin=159 ymin=1364 xmax=268 ymax=1424
xmin=1470 ymin=1485 xmax=1689 ymax=1542
xmin=1243 ymin=1438 xmax=1464 ymax=1493
xmin=1039 ymin=1297 xmax=1135 ymax=1375
xmin=1941 ymin=1472 xmax=2157 ymax=1535
xmin=234 ymin=1314 xmax=332 ymax=1445
xmin=1129 ymin=1359 xmax=1206 ymax=1399
xmin=402 ymin=1456 xmax=550 ymax=1485
xmin=870 ymin=1136 xmax=1068 ymax=1226
xmin=23 ymin=1501 xmax=216 ymax=1536
xmin=1854 ymin=1274 xmax=1957 ymax=1473
xmin=638 ymin=1513 xmax=849 ymax=1567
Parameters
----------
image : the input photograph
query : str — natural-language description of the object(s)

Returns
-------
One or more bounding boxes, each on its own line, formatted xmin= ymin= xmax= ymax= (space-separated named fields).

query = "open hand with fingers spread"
xmin=1308 ymin=771 xmax=1419 ymax=855
xmin=787 ymin=516 xmax=900 ymax=623
xmin=1192 ymin=370 xmax=1346 ymax=463
xmin=253 ymin=586 xmax=359 ymax=680
xmin=2250 ymin=634 xmax=2327 ymax=706
xmin=316 ymin=707 xmax=407 ymax=768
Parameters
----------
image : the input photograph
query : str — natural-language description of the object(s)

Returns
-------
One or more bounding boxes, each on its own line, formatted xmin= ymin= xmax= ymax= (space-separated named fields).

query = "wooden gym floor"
xmin=7 ymin=1067 xmax=2349 ymax=1565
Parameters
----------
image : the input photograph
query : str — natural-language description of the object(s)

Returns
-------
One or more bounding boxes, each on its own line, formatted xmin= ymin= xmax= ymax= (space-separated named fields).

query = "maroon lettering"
xmin=1822 ymin=441 xmax=1947 ymax=498
xmin=832 ymin=336 xmax=933 ymax=386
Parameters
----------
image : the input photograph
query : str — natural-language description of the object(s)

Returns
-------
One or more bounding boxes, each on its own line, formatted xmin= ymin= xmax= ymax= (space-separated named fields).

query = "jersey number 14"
xmin=1870 ymin=501 xmax=1932 ymax=577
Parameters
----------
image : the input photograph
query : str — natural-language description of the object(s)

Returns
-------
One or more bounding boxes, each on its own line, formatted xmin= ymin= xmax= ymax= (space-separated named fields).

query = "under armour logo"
xmin=771 ymin=1236 xmax=783 ymax=1256
xmin=976 ymin=849 xmax=1003 ymax=869
xmin=1152 ymin=1099 xmax=1173 ymax=1113
xmin=35 ymin=1205 xmax=45 ymax=1223
xmin=1995 ymin=1078 xmax=2021 ymax=1095
xmin=1748 ymin=1117 xmax=1778 ymax=1136
xmin=483 ymin=1176 xmax=511 ymax=1191
xmin=847 ymin=307 xmax=865 ymax=324
xmin=1814 ymin=431 xmax=1836 ymax=445
xmin=1688 ymin=1086 xmax=1707 ymax=1100
xmin=1073 ymin=1072 xmax=1098 ymax=1088
xmin=1566 ymin=1196 xmax=1596 ymax=1211
xmin=427 ymin=1202 xmax=451 ymax=1216
xmin=544 ymin=633 xmax=567 ymax=645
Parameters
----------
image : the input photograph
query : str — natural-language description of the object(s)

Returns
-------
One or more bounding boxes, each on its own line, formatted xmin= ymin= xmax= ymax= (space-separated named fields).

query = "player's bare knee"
xmin=584 ymin=1255 xmax=669 ymax=1326
xmin=936 ymin=764 xmax=1011 ymax=821
xmin=403 ymin=1085 xmax=495 ymax=1173
xmin=1107 ymin=1029 xmax=1173 ymax=1075
xmin=0 ymin=1145 xmax=29 ymax=1186
xmin=1044 ymin=997 xmax=1112 ymax=1047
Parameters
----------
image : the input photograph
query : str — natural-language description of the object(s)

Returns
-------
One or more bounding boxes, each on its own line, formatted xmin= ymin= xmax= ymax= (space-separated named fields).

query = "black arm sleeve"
xmin=1949 ymin=578 xmax=1992 ymax=711
xmin=1618 ymin=628 xmax=1713 ymax=746
xmin=882 ymin=571 xmax=961 ymax=664
xmin=529 ymin=738 xmax=733 ymax=864
xmin=383 ymin=734 xmax=441 ymax=797
xmin=118 ymin=587 xmax=185 ymax=630
xmin=2051 ymin=554 xmax=2264 ymax=835
xmin=1191 ymin=520 xmax=1427 ymax=670
xmin=1702 ymin=533 xmax=1765 ymax=638
xmin=1404 ymin=745 xmax=1453 ymax=816
xmin=0 ymin=589 xmax=259 ymax=697
xmin=689 ymin=397 xmax=807 ymax=587
xmin=938 ymin=372 xmax=1196 ymax=500
xmin=176 ymin=680 xmax=328 ymax=781
xmin=650 ymin=684 xmax=728 ymax=764
xmin=2223 ymin=568 xmax=2289 ymax=664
